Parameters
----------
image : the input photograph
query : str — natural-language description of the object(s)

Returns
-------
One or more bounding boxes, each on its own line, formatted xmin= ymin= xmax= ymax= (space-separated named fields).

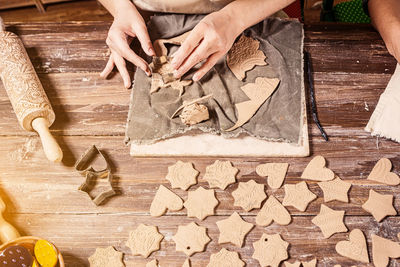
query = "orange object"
xmin=34 ymin=239 xmax=58 ymax=267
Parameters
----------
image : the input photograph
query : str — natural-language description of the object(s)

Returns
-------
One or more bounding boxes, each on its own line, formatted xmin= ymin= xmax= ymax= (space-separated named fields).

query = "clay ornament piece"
xmin=146 ymin=259 xmax=159 ymax=267
xmin=256 ymin=195 xmax=291 ymax=227
xmin=0 ymin=245 xmax=33 ymax=267
xmin=34 ymin=239 xmax=58 ymax=267
xmin=180 ymin=103 xmax=209 ymax=126
xmin=256 ymin=162 xmax=289 ymax=189
xmin=216 ymin=212 xmax=254 ymax=247
xmin=227 ymin=34 xmax=267 ymax=81
xmin=171 ymin=94 xmax=213 ymax=119
xmin=232 ymin=179 xmax=267 ymax=212
xmin=182 ymin=258 xmax=191 ymax=267
xmin=372 ymin=234 xmax=400 ymax=267
xmin=301 ymin=155 xmax=335 ymax=181
xmin=153 ymin=31 xmax=191 ymax=57
xmin=172 ymin=222 xmax=211 ymax=256
xmin=207 ymin=248 xmax=245 ymax=267
xmin=252 ymin=233 xmax=289 ymax=267
xmin=362 ymin=189 xmax=396 ymax=222
xmin=203 ymin=160 xmax=239 ymax=190
xmin=184 ymin=186 xmax=219 ymax=221
xmin=224 ymin=77 xmax=280 ymax=132
xmin=311 ymin=204 xmax=348 ymax=238
xmin=282 ymin=181 xmax=317 ymax=212
xmin=126 ymin=224 xmax=163 ymax=258
xmin=302 ymin=258 xmax=317 ymax=267
xmin=318 ymin=177 xmax=352 ymax=203
xmin=88 ymin=246 xmax=125 ymax=267
xmin=150 ymin=185 xmax=183 ymax=217
xmin=368 ymin=158 xmax=400 ymax=186
xmin=284 ymin=261 xmax=300 ymax=267
xmin=335 ymin=229 xmax=369 ymax=263
xmin=166 ymin=161 xmax=199 ymax=191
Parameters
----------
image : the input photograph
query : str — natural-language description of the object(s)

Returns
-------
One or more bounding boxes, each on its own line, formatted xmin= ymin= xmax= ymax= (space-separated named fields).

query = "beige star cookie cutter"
xmin=227 ymin=34 xmax=267 ymax=81
xmin=203 ymin=160 xmax=238 ymax=190
xmin=184 ymin=186 xmax=219 ymax=220
xmin=372 ymin=234 xmax=400 ymax=267
xmin=216 ymin=212 xmax=254 ymax=247
xmin=182 ymin=258 xmax=191 ymax=267
xmin=207 ymin=248 xmax=245 ymax=267
xmin=126 ymin=224 xmax=163 ymax=258
xmin=232 ymin=179 xmax=267 ymax=211
xmin=362 ymin=189 xmax=396 ymax=222
xmin=256 ymin=195 xmax=291 ymax=227
xmin=311 ymin=204 xmax=348 ymax=238
xmin=172 ymin=222 xmax=211 ymax=256
xmin=368 ymin=158 xmax=400 ymax=186
xmin=146 ymin=259 xmax=159 ymax=267
xmin=301 ymin=155 xmax=335 ymax=181
xmin=252 ymin=233 xmax=289 ymax=267
xmin=335 ymin=229 xmax=369 ymax=263
xmin=88 ymin=246 xmax=125 ymax=267
xmin=318 ymin=177 xmax=352 ymax=203
xmin=282 ymin=181 xmax=316 ymax=212
xmin=166 ymin=161 xmax=199 ymax=191
xmin=150 ymin=185 xmax=183 ymax=217
xmin=256 ymin=163 xmax=289 ymax=189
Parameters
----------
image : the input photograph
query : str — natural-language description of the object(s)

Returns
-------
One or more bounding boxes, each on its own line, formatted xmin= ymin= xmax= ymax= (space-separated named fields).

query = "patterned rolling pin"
xmin=0 ymin=17 xmax=63 ymax=162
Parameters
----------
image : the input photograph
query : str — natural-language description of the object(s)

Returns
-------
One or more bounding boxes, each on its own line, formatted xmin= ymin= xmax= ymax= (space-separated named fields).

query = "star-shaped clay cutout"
xmin=184 ymin=186 xmax=219 ymax=220
xmin=166 ymin=161 xmax=199 ymax=190
xmin=172 ymin=222 xmax=211 ymax=256
xmin=318 ymin=177 xmax=352 ymax=203
xmin=207 ymin=248 xmax=245 ymax=267
xmin=88 ymin=246 xmax=125 ymax=267
xmin=362 ymin=189 xmax=397 ymax=222
xmin=232 ymin=180 xmax=267 ymax=211
xmin=311 ymin=204 xmax=348 ymax=238
xmin=126 ymin=224 xmax=164 ymax=258
xmin=282 ymin=181 xmax=316 ymax=211
xmin=203 ymin=160 xmax=238 ymax=190
xmin=216 ymin=212 xmax=254 ymax=247
xmin=252 ymin=233 xmax=289 ymax=267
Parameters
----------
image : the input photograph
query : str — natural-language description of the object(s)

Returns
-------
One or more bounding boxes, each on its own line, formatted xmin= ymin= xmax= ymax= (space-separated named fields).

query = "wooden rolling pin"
xmin=0 ymin=195 xmax=20 ymax=244
xmin=0 ymin=17 xmax=63 ymax=162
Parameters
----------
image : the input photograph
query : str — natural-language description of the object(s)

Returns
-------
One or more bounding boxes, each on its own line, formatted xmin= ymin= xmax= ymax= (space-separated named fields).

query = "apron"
xmin=132 ymin=0 xmax=234 ymax=13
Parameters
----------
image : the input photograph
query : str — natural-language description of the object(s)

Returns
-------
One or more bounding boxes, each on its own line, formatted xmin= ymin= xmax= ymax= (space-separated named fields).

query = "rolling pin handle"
xmin=0 ymin=219 xmax=20 ymax=244
xmin=31 ymin=117 xmax=63 ymax=162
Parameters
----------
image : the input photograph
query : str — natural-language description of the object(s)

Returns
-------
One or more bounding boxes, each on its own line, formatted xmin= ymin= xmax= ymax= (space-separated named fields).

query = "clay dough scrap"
xmin=227 ymin=34 xmax=267 ymax=81
xmin=182 ymin=258 xmax=191 ymax=267
xmin=311 ymin=204 xmax=348 ymax=238
xmin=171 ymin=94 xmax=213 ymax=119
xmin=150 ymin=185 xmax=183 ymax=217
xmin=361 ymin=189 xmax=396 ymax=222
xmin=256 ymin=162 xmax=289 ymax=189
xmin=301 ymin=155 xmax=335 ymax=181
xmin=252 ymin=233 xmax=289 ymax=267
xmin=203 ymin=160 xmax=238 ymax=190
xmin=88 ymin=246 xmax=125 ymax=267
xmin=256 ymin=195 xmax=291 ymax=227
xmin=179 ymin=103 xmax=209 ymax=126
xmin=335 ymin=229 xmax=369 ymax=263
xmin=302 ymin=258 xmax=317 ymax=267
xmin=216 ymin=212 xmax=254 ymax=247
xmin=166 ymin=161 xmax=199 ymax=191
xmin=372 ymin=234 xmax=400 ymax=267
xmin=150 ymin=64 xmax=192 ymax=97
xmin=224 ymin=77 xmax=280 ymax=132
xmin=318 ymin=177 xmax=352 ymax=203
xmin=284 ymin=261 xmax=300 ymax=267
xmin=282 ymin=181 xmax=316 ymax=212
xmin=232 ymin=179 xmax=267 ymax=212
xmin=207 ymin=248 xmax=245 ymax=267
xmin=146 ymin=259 xmax=159 ymax=267
xmin=153 ymin=31 xmax=191 ymax=57
xmin=172 ymin=222 xmax=211 ymax=256
xmin=184 ymin=186 xmax=219 ymax=221
xmin=368 ymin=158 xmax=400 ymax=186
xmin=126 ymin=224 xmax=163 ymax=258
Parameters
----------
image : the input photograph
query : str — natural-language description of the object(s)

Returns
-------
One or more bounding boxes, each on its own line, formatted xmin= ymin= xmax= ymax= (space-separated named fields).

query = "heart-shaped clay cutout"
xmin=301 ymin=155 xmax=334 ymax=181
xmin=256 ymin=195 xmax=291 ymax=226
xmin=150 ymin=185 xmax=183 ymax=217
xmin=368 ymin=158 xmax=400 ymax=186
xmin=372 ymin=234 xmax=400 ymax=267
xmin=256 ymin=163 xmax=289 ymax=189
xmin=335 ymin=229 xmax=369 ymax=263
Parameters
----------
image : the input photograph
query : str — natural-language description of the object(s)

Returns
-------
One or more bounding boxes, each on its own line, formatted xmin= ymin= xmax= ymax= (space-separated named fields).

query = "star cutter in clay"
xmin=184 ymin=186 xmax=219 ymax=221
xmin=166 ymin=161 xmax=199 ymax=191
xmin=203 ymin=160 xmax=238 ymax=190
xmin=207 ymin=248 xmax=245 ymax=267
xmin=88 ymin=246 xmax=125 ymax=267
xmin=232 ymin=179 xmax=267 ymax=212
xmin=252 ymin=233 xmax=289 ymax=267
xmin=311 ymin=204 xmax=348 ymax=238
xmin=282 ymin=181 xmax=316 ymax=212
xmin=216 ymin=212 xmax=254 ymax=247
xmin=362 ymin=189 xmax=397 ymax=222
xmin=172 ymin=222 xmax=211 ymax=256
xmin=126 ymin=224 xmax=164 ymax=258
xmin=318 ymin=177 xmax=352 ymax=203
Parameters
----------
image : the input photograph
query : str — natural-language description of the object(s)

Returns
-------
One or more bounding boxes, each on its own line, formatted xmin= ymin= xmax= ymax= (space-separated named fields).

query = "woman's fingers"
xmin=100 ymin=55 xmax=115 ymax=78
xmin=192 ymin=51 xmax=223 ymax=82
xmin=171 ymin=28 xmax=204 ymax=70
xmin=112 ymin=52 xmax=132 ymax=88
xmin=134 ymin=23 xmax=156 ymax=57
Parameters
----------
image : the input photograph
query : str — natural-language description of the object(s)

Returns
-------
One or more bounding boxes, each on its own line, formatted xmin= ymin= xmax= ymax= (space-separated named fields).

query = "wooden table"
xmin=0 ymin=21 xmax=399 ymax=266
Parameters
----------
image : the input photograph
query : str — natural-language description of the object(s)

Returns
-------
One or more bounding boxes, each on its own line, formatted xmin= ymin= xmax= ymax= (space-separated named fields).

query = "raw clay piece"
xmin=184 ymin=186 xmax=219 ymax=220
xmin=372 ymin=234 xmax=400 ymax=267
xmin=216 ymin=212 xmax=254 ymax=247
xmin=180 ymin=103 xmax=209 ymax=126
xmin=224 ymin=77 xmax=280 ymax=132
xmin=335 ymin=229 xmax=369 ymax=263
xmin=361 ymin=189 xmax=397 ymax=222
xmin=284 ymin=261 xmax=300 ymax=267
xmin=282 ymin=181 xmax=317 ymax=212
xmin=153 ymin=31 xmax=191 ymax=56
xmin=318 ymin=177 xmax=352 ymax=203
xmin=172 ymin=222 xmax=211 ymax=256
xmin=302 ymin=258 xmax=317 ymax=267
xmin=150 ymin=71 xmax=192 ymax=97
xmin=368 ymin=158 xmax=400 ymax=186
xmin=182 ymin=258 xmax=191 ymax=267
xmin=171 ymin=94 xmax=213 ymax=119
xmin=88 ymin=246 xmax=125 ymax=267
xmin=256 ymin=162 xmax=289 ymax=189
xmin=126 ymin=224 xmax=163 ymax=258
xmin=232 ymin=179 xmax=267 ymax=211
xmin=301 ymin=155 xmax=335 ymax=181
xmin=252 ymin=233 xmax=289 ymax=267
xmin=203 ymin=160 xmax=239 ymax=190
xmin=146 ymin=259 xmax=159 ymax=267
xmin=150 ymin=185 xmax=183 ymax=217
xmin=166 ymin=161 xmax=199 ymax=191
xmin=227 ymin=34 xmax=267 ymax=81
xmin=311 ymin=204 xmax=348 ymax=238
xmin=207 ymin=248 xmax=245 ymax=267
xmin=256 ymin=195 xmax=291 ymax=227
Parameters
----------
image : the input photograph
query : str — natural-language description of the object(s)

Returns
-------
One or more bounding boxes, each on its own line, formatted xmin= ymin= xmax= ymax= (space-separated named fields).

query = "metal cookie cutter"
xmin=75 ymin=145 xmax=116 ymax=205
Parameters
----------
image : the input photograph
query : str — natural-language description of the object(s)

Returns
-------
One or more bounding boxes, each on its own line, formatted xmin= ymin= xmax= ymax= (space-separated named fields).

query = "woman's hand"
xmin=384 ymin=24 xmax=400 ymax=63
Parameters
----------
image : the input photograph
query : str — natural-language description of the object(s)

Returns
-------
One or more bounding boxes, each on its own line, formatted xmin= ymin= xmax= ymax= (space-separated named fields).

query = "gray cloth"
xmin=125 ymin=14 xmax=303 ymax=145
